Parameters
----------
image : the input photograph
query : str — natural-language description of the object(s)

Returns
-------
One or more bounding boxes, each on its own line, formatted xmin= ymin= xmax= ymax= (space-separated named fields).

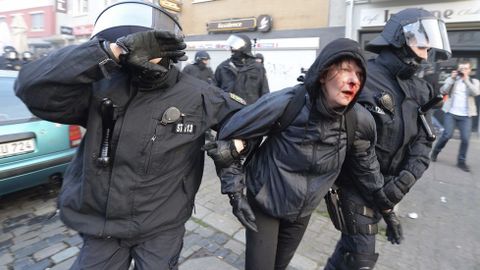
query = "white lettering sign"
xmin=360 ymin=1 xmax=480 ymax=27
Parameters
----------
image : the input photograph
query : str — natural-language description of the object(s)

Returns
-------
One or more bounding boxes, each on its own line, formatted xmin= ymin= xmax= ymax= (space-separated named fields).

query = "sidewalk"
xmin=179 ymin=138 xmax=480 ymax=270
xmin=0 ymin=138 xmax=478 ymax=270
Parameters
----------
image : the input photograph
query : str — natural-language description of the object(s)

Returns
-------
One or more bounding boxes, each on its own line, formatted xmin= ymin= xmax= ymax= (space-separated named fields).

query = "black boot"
xmin=457 ymin=162 xmax=470 ymax=172
xmin=430 ymin=150 xmax=439 ymax=162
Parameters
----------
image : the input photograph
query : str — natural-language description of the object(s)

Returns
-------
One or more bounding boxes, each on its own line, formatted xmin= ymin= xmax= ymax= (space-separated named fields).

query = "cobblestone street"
xmin=0 ymin=138 xmax=479 ymax=270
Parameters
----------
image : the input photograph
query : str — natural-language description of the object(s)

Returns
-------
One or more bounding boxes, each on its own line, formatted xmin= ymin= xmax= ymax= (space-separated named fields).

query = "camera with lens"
xmin=457 ymin=70 xmax=464 ymax=77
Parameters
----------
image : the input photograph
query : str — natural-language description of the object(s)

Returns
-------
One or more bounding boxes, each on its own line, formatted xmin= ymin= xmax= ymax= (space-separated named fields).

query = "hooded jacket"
xmin=218 ymin=38 xmax=382 ymax=220
xmin=14 ymin=38 xmax=244 ymax=239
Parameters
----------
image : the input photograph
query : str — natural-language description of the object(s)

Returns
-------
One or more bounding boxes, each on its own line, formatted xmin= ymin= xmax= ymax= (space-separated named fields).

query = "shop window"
xmin=30 ymin=13 xmax=45 ymax=31
xmin=73 ymin=0 xmax=89 ymax=15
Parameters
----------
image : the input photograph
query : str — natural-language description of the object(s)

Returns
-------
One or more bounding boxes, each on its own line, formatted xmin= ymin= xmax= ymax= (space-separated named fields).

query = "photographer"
xmin=431 ymin=60 xmax=480 ymax=171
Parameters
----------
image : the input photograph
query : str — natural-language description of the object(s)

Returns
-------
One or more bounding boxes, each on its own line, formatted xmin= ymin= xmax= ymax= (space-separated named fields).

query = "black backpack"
xmin=273 ymin=85 xmax=357 ymax=151
xmin=245 ymin=86 xmax=357 ymax=164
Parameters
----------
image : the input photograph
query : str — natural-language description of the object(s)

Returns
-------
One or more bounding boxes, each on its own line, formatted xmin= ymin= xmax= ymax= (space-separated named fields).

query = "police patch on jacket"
xmin=229 ymin=93 xmax=247 ymax=105
xmin=377 ymin=92 xmax=395 ymax=114
xmin=173 ymin=122 xmax=196 ymax=134
xmin=364 ymin=104 xmax=386 ymax=115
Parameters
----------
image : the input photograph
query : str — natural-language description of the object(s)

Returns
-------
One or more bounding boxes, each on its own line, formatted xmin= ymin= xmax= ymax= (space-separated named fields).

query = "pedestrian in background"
xmin=431 ymin=60 xmax=480 ymax=172
xmin=215 ymin=34 xmax=269 ymax=104
xmin=183 ymin=50 xmax=216 ymax=85
xmin=14 ymin=2 xmax=245 ymax=269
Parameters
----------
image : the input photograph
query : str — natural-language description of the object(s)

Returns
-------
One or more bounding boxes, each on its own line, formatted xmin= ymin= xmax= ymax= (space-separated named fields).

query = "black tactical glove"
xmin=228 ymin=192 xmax=258 ymax=232
xmin=202 ymin=140 xmax=241 ymax=168
xmin=382 ymin=210 xmax=403 ymax=244
xmin=383 ymin=170 xmax=416 ymax=205
xmin=115 ymin=30 xmax=187 ymax=73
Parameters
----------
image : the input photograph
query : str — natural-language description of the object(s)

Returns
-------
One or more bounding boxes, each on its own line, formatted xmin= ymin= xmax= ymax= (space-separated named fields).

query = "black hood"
xmin=304 ymin=38 xmax=367 ymax=119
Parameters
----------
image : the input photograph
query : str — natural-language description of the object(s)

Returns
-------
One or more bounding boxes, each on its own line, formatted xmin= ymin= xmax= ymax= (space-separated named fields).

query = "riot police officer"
xmin=15 ymin=2 xmax=245 ymax=269
xmin=182 ymin=50 xmax=216 ymax=85
xmin=325 ymin=8 xmax=451 ymax=270
xmin=215 ymin=34 xmax=269 ymax=104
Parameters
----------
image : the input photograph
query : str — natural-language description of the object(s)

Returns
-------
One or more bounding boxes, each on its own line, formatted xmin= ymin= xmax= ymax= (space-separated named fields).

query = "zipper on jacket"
xmin=297 ymin=141 xmax=318 ymax=220
xmin=141 ymin=122 xmax=160 ymax=174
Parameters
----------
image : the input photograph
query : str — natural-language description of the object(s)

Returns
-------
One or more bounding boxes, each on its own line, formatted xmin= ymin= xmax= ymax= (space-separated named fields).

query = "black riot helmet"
xmin=226 ymin=34 xmax=254 ymax=57
xmin=194 ymin=50 xmax=210 ymax=63
xmin=366 ymin=8 xmax=451 ymax=61
xmin=91 ymin=1 xmax=183 ymax=42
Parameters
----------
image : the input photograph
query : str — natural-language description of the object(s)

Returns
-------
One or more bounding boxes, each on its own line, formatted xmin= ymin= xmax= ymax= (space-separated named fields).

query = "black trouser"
xmin=325 ymin=189 xmax=380 ymax=270
xmin=70 ymin=225 xmax=185 ymax=270
xmin=245 ymin=196 xmax=311 ymax=270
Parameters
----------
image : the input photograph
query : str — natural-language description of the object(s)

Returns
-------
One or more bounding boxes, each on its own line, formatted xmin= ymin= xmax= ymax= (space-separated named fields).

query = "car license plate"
xmin=0 ymin=138 xmax=36 ymax=158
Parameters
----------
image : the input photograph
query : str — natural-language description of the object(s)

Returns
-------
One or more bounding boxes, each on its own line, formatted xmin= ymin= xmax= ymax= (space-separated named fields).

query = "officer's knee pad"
xmin=337 ymin=252 xmax=379 ymax=270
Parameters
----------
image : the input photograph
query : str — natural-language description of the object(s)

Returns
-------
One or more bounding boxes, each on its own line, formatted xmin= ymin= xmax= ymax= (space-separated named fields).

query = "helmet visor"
xmin=403 ymin=19 xmax=451 ymax=59
xmin=91 ymin=2 xmax=183 ymax=39
xmin=226 ymin=35 xmax=248 ymax=51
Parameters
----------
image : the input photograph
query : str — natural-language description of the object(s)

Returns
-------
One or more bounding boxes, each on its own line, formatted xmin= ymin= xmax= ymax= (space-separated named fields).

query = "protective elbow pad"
xmin=394 ymin=170 xmax=416 ymax=194
xmin=384 ymin=170 xmax=416 ymax=204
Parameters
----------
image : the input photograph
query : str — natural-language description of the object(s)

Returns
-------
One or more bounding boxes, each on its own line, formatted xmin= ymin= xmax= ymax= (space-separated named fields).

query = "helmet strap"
xmin=393 ymin=46 xmax=422 ymax=79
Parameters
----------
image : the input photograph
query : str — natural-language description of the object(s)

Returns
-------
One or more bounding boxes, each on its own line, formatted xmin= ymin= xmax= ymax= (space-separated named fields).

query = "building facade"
xmin=0 ymin=0 xmax=116 ymax=55
xmin=174 ymin=0 xmax=344 ymax=90
xmin=0 ymin=0 xmax=347 ymax=89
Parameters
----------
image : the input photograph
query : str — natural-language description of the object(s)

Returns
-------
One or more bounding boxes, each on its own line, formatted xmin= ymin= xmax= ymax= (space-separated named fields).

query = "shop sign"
xmin=73 ymin=24 xmax=93 ymax=36
xmin=257 ymin=15 xmax=272 ymax=32
xmin=207 ymin=17 xmax=257 ymax=33
xmin=360 ymin=1 xmax=480 ymax=27
xmin=186 ymin=37 xmax=319 ymax=50
xmin=60 ymin=26 xmax=73 ymax=35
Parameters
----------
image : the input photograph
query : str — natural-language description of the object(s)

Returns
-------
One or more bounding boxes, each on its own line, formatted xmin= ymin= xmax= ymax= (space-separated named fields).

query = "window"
xmin=30 ymin=13 xmax=45 ymax=31
xmin=73 ymin=0 xmax=89 ymax=15
xmin=0 ymin=75 xmax=35 ymax=124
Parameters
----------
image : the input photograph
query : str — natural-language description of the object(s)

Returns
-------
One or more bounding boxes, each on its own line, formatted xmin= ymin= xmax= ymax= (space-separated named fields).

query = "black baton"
xmin=418 ymin=94 xmax=443 ymax=141
xmin=97 ymin=98 xmax=115 ymax=167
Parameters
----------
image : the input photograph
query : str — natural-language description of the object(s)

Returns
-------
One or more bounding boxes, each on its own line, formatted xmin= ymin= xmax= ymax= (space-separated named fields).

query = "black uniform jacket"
xmin=217 ymin=38 xmax=384 ymax=220
xmin=215 ymin=58 xmax=269 ymax=104
xmin=182 ymin=63 xmax=216 ymax=85
xmin=359 ymin=49 xmax=434 ymax=181
xmin=14 ymin=39 xmax=244 ymax=239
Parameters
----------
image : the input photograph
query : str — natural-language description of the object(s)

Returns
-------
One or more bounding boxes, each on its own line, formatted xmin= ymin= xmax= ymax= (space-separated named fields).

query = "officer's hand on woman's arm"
xmin=381 ymin=209 xmax=403 ymax=245
xmin=202 ymin=140 xmax=257 ymax=232
xmin=109 ymin=30 xmax=187 ymax=72
xmin=202 ymin=139 xmax=245 ymax=168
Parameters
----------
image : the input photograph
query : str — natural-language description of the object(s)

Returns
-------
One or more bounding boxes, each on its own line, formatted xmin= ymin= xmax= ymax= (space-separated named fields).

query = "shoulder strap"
xmin=272 ymin=85 xmax=307 ymax=133
xmin=345 ymin=109 xmax=357 ymax=152
xmin=244 ymin=86 xmax=306 ymax=166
